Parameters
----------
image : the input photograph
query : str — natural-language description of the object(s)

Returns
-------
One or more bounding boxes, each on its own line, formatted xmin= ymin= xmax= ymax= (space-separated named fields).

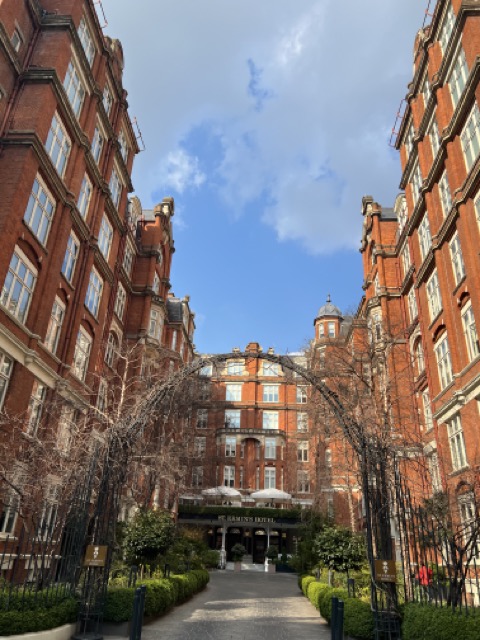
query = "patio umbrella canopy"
xmin=250 ymin=489 xmax=292 ymax=503
xmin=201 ymin=486 xmax=242 ymax=499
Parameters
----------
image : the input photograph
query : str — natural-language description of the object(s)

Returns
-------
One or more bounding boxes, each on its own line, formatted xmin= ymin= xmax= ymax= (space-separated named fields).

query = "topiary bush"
xmin=306 ymin=581 xmax=330 ymax=610
xmin=301 ymin=575 xmax=316 ymax=596
xmin=104 ymin=569 xmax=209 ymax=623
xmin=318 ymin=586 xmax=349 ymax=623
xmin=343 ymin=597 xmax=374 ymax=640
xmin=402 ymin=603 xmax=480 ymax=640
xmin=0 ymin=597 xmax=78 ymax=635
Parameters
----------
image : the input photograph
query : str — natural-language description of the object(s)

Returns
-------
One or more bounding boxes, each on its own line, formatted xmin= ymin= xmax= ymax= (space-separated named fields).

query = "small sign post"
xmin=84 ymin=545 xmax=108 ymax=568
xmin=374 ymin=559 xmax=397 ymax=583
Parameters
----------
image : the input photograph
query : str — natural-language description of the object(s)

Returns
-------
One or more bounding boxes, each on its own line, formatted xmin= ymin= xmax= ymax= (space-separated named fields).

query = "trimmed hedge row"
xmin=0 ymin=597 xmax=77 ymax=636
xmin=104 ymin=569 xmax=210 ymax=623
xmin=300 ymin=576 xmax=374 ymax=640
xmin=402 ymin=603 xmax=480 ymax=640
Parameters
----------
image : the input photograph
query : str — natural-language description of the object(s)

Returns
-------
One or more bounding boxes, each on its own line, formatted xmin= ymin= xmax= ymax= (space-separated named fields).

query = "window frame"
xmin=426 ymin=270 xmax=442 ymax=321
xmin=450 ymin=232 xmax=466 ymax=285
xmin=225 ymin=383 xmax=242 ymax=402
xmin=61 ymin=231 xmax=80 ymax=283
xmin=262 ymin=410 xmax=279 ymax=430
xmin=45 ymin=113 xmax=71 ymax=177
xmin=98 ymin=214 xmax=113 ymax=261
xmin=1 ymin=247 xmax=37 ymax=323
xmin=461 ymin=301 xmax=479 ymax=361
xmin=44 ymin=296 xmax=66 ymax=355
xmin=435 ymin=332 xmax=453 ymax=389
xmin=447 ymin=414 xmax=467 ymax=471
xmin=262 ymin=384 xmax=279 ymax=403
xmin=84 ymin=267 xmax=103 ymax=317
xmin=63 ymin=54 xmax=86 ymax=118
xmin=23 ymin=175 xmax=55 ymax=245
xmin=72 ymin=326 xmax=92 ymax=381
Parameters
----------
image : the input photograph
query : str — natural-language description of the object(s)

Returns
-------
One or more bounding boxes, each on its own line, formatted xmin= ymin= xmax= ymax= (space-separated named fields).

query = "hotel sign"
xmin=374 ymin=559 xmax=397 ymax=583
xmin=84 ymin=545 xmax=108 ymax=567
xmin=218 ymin=515 xmax=275 ymax=523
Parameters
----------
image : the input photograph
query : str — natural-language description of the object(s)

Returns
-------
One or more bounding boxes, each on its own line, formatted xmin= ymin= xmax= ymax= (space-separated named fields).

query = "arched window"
xmin=105 ymin=332 xmax=119 ymax=368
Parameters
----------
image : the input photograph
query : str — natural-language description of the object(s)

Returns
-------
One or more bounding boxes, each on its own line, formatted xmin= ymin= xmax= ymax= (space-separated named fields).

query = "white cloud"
xmin=102 ymin=0 xmax=425 ymax=254
xmin=154 ymin=149 xmax=205 ymax=195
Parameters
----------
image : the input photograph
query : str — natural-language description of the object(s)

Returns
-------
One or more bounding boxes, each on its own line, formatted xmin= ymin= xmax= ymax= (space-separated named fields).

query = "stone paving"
xmin=105 ymin=571 xmax=331 ymax=639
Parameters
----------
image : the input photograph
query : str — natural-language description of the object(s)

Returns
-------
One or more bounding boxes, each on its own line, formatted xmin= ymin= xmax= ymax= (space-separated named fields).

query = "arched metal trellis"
xmin=72 ymin=351 xmax=398 ymax=639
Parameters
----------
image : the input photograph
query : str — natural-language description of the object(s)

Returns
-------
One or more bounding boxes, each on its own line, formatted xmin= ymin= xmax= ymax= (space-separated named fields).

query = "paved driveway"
xmin=108 ymin=571 xmax=331 ymax=640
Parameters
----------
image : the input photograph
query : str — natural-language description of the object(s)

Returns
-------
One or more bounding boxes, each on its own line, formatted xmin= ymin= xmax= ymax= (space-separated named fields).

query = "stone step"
xmin=225 ymin=561 xmax=267 ymax=571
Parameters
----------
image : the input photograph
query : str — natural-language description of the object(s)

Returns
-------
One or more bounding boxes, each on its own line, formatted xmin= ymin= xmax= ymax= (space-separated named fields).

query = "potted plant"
xmin=231 ymin=543 xmax=247 ymax=571
xmin=266 ymin=545 xmax=279 ymax=573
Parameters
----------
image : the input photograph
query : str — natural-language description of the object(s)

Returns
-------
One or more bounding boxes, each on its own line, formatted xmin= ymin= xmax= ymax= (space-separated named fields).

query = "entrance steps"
xmin=225 ymin=561 xmax=266 ymax=572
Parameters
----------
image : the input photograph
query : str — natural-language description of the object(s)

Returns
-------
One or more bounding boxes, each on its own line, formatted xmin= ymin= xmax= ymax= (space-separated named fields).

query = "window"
xmin=462 ymin=302 xmax=479 ymax=361
xmin=447 ymin=414 xmax=467 ymax=471
xmin=225 ymin=409 xmax=240 ymax=429
xmin=435 ymin=333 xmax=453 ymax=389
xmin=439 ymin=171 xmax=452 ymax=216
xmin=398 ymin=198 xmax=408 ymax=232
xmin=78 ymin=17 xmax=95 ymax=65
xmin=263 ymin=362 xmax=279 ymax=376
xmin=109 ymin=167 xmax=122 ymax=209
xmin=225 ymin=436 xmax=236 ymax=457
xmin=264 ymin=467 xmax=276 ymax=490
xmin=226 ymin=383 xmax=242 ymax=401
xmin=197 ymin=409 xmax=208 ymax=429
xmin=192 ymin=466 xmax=203 ymax=488
xmin=422 ymin=73 xmax=431 ymax=107
xmin=85 ymin=268 xmax=103 ymax=317
xmin=325 ymin=449 xmax=332 ymax=468
xmin=102 ymin=83 xmax=113 ymax=115
xmin=97 ymin=378 xmax=107 ymax=413
xmin=458 ymin=496 xmax=479 ymax=555
xmin=63 ymin=58 xmax=85 ymax=117
xmin=461 ymin=103 xmax=480 ymax=172
xmin=1 ymin=248 xmax=37 ymax=322
xmin=263 ymin=384 xmax=279 ymax=402
xmin=319 ymin=323 xmax=325 ymax=337
xmin=37 ymin=485 xmax=59 ymax=538
xmin=152 ymin=272 xmax=160 ymax=295
xmin=449 ymin=47 xmax=468 ymax=109
xmin=263 ymin=411 xmax=278 ymax=430
xmin=227 ymin=361 xmax=243 ymax=376
xmin=328 ymin=322 xmax=335 ymax=338
xmin=428 ymin=115 xmax=441 ymax=158
xmin=407 ymin=288 xmax=418 ymax=323
xmin=426 ymin=270 xmax=442 ymax=321
xmin=72 ymin=327 xmax=92 ymax=381
xmin=104 ymin=332 xmax=118 ymax=368
xmin=98 ymin=215 xmax=113 ymax=260
xmin=422 ymin=389 xmax=433 ymax=431
xmin=297 ymin=441 xmax=309 ymax=462
xmin=404 ymin=121 xmax=415 ymax=158
xmin=11 ymin=28 xmax=23 ymax=53
xmin=0 ymin=491 xmax=18 ymax=534
xmin=44 ymin=297 xmax=65 ymax=354
xmin=296 ymin=386 xmax=307 ymax=404
xmin=0 ymin=352 xmax=13 ymax=410
xmin=148 ymin=308 xmax=163 ymax=341
xmin=122 ymin=244 xmax=134 ymax=276
xmin=438 ymin=2 xmax=455 ymax=53
xmin=265 ymin=437 xmax=276 ymax=459
xmin=57 ymin=405 xmax=77 ymax=454
xmin=411 ymin=161 xmax=422 ymax=206
xmin=45 ymin=113 xmax=71 ymax=177
xmin=195 ymin=436 xmax=206 ymax=456
xmin=297 ymin=471 xmax=310 ymax=493
xmin=118 ymin=130 xmax=129 ymax=163
xmin=414 ymin=339 xmax=425 ymax=375
xmin=171 ymin=330 xmax=178 ymax=351
xmin=418 ymin=214 xmax=432 ymax=260
xmin=26 ymin=380 xmax=47 ymax=436
xmin=77 ymin=174 xmax=92 ymax=219
xmin=401 ymin=242 xmax=411 ymax=277
xmin=23 ymin=176 xmax=55 ymax=245
xmin=113 ymin=283 xmax=127 ymax=321
xmin=61 ymin=232 xmax=80 ymax=283
xmin=200 ymin=364 xmax=212 ymax=377
xmin=224 ymin=465 xmax=235 ymax=487
xmin=297 ymin=412 xmax=308 ymax=432
xmin=428 ymin=452 xmax=442 ymax=493
xmin=450 ymin=233 xmax=465 ymax=285
xmin=475 ymin=192 xmax=480 ymax=229
xmin=91 ymin=124 xmax=104 ymax=165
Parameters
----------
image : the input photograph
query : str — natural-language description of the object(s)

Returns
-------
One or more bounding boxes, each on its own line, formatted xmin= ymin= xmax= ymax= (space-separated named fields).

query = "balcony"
xmin=216 ymin=427 xmax=286 ymax=439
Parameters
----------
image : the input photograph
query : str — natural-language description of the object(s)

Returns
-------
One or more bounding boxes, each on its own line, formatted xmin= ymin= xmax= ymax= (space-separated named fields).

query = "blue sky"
xmin=100 ymin=1 xmax=427 ymax=354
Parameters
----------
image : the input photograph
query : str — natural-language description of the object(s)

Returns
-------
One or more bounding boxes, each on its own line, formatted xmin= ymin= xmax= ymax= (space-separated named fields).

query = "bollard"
xmin=130 ymin=585 xmax=147 ymax=640
xmin=347 ymin=577 xmax=355 ymax=598
xmin=163 ymin=563 xmax=170 ymax=578
xmin=337 ymin=600 xmax=344 ymax=640
xmin=331 ymin=597 xmax=338 ymax=640
xmin=128 ymin=565 xmax=138 ymax=588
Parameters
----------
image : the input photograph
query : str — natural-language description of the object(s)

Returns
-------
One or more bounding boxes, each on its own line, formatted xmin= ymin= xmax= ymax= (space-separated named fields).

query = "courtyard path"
xmin=105 ymin=571 xmax=331 ymax=640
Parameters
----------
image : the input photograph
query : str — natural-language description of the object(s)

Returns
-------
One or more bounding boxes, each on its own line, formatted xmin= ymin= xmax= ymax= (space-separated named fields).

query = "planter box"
xmin=234 ymin=561 xmax=242 ymax=572
xmin=268 ymin=564 xmax=276 ymax=573
xmin=6 ymin=623 xmax=76 ymax=640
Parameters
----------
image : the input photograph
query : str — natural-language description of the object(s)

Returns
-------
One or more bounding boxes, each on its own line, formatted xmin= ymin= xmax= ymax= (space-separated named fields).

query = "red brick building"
xmin=0 ymin=1 xmax=195 ymax=541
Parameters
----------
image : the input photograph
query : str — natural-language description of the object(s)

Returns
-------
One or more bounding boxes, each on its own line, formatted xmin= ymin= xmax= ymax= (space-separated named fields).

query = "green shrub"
xmin=402 ymin=603 xmax=480 ymax=640
xmin=318 ymin=586 xmax=349 ymax=622
xmin=343 ymin=598 xmax=374 ymax=640
xmin=306 ymin=581 xmax=330 ymax=610
xmin=104 ymin=569 xmax=209 ymax=623
xmin=301 ymin=575 xmax=316 ymax=596
xmin=0 ymin=597 xmax=77 ymax=635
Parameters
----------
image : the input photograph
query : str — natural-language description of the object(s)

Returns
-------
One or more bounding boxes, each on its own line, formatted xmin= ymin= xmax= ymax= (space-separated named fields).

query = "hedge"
xmin=0 ymin=597 xmax=78 ymax=636
xmin=306 ymin=581 xmax=330 ymax=610
xmin=104 ymin=569 xmax=209 ymax=623
xmin=402 ymin=603 xmax=480 ymax=640
xmin=300 ymin=575 xmax=316 ymax=596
